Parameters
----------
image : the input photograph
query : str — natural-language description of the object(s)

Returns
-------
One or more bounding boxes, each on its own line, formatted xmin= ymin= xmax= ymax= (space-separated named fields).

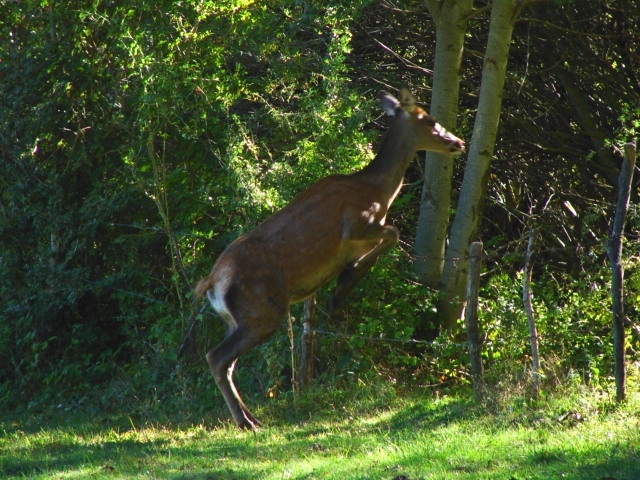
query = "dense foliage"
xmin=1 ymin=0 xmax=638 ymax=413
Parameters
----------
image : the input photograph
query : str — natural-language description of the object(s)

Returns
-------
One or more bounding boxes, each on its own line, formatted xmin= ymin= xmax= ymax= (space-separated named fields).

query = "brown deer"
xmin=195 ymin=89 xmax=464 ymax=429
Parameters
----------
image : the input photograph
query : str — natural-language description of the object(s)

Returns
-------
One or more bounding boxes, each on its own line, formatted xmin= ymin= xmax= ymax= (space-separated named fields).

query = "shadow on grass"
xmin=0 ymin=402 xmax=234 ymax=478
xmin=552 ymin=440 xmax=640 ymax=480
xmin=387 ymin=395 xmax=477 ymax=430
xmin=2 ymin=436 xmax=153 ymax=478
xmin=1 ymin=420 xmax=280 ymax=479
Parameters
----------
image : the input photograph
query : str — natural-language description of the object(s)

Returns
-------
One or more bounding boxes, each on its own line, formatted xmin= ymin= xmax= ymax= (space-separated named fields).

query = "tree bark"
xmin=414 ymin=0 xmax=473 ymax=288
xmin=439 ymin=0 xmax=527 ymax=331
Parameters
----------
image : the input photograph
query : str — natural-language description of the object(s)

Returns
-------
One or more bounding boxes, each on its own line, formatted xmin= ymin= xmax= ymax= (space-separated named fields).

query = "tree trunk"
xmin=414 ymin=0 xmax=473 ymax=288
xmin=439 ymin=0 xmax=526 ymax=331
xmin=553 ymin=66 xmax=619 ymax=187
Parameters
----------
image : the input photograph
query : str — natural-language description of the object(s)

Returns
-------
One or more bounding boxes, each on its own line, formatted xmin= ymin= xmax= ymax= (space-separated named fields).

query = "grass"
xmin=1 ymin=380 xmax=639 ymax=479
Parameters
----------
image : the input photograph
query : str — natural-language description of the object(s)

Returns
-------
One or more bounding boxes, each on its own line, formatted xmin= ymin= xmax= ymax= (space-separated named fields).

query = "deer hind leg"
xmin=330 ymin=224 xmax=400 ymax=312
xmin=206 ymin=326 xmax=266 ymax=430
xmin=206 ymin=281 xmax=287 ymax=430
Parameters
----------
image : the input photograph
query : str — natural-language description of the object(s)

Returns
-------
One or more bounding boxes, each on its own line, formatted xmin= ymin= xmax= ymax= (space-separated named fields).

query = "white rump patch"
xmin=206 ymin=266 xmax=237 ymax=330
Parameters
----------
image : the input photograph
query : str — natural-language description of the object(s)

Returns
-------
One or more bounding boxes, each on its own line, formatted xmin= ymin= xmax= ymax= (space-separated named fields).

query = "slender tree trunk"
xmin=439 ymin=0 xmax=527 ymax=331
xmin=553 ymin=66 xmax=619 ymax=186
xmin=148 ymin=136 xmax=191 ymax=311
xmin=414 ymin=0 xmax=473 ymax=288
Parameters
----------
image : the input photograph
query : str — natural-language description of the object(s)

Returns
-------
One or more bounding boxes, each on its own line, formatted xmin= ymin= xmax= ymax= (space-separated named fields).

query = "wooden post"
xmin=287 ymin=312 xmax=297 ymax=394
xmin=465 ymin=241 xmax=484 ymax=401
xmin=523 ymin=229 xmax=541 ymax=399
xmin=607 ymin=140 xmax=636 ymax=403
xmin=298 ymin=295 xmax=316 ymax=390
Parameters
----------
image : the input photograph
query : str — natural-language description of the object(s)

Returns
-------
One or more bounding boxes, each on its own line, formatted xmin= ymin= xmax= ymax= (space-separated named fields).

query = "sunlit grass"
xmin=1 ymin=383 xmax=639 ymax=479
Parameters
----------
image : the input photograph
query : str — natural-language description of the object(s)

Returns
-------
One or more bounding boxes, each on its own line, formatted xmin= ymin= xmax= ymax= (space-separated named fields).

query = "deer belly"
xmin=285 ymin=240 xmax=380 ymax=304
xmin=286 ymin=262 xmax=344 ymax=304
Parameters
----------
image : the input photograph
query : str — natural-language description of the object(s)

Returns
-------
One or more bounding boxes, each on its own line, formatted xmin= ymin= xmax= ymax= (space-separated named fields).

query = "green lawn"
xmin=2 ymin=386 xmax=639 ymax=479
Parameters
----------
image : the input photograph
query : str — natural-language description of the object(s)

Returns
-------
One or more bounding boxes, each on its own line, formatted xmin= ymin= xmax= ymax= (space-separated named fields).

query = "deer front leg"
xmin=329 ymin=223 xmax=399 ymax=313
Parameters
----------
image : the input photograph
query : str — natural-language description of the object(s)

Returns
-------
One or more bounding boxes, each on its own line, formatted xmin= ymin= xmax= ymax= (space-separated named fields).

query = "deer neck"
xmin=358 ymin=121 xmax=417 ymax=204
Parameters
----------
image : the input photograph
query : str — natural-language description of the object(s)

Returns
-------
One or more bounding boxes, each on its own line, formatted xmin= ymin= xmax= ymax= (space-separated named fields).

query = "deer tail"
xmin=194 ymin=276 xmax=214 ymax=298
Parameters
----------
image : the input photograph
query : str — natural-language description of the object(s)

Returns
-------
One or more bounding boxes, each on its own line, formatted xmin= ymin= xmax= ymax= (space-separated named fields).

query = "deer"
xmin=195 ymin=88 xmax=465 ymax=430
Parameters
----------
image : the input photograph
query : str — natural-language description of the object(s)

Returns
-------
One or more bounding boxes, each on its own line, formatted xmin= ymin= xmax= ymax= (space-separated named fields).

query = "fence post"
xmin=298 ymin=295 xmax=317 ymax=390
xmin=465 ymin=241 xmax=484 ymax=401
xmin=523 ymin=228 xmax=541 ymax=399
xmin=607 ymin=140 xmax=636 ymax=403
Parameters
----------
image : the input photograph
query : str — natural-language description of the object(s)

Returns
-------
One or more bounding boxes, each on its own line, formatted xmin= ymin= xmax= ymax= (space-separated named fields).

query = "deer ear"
xmin=399 ymin=88 xmax=417 ymax=113
xmin=379 ymin=91 xmax=400 ymax=116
